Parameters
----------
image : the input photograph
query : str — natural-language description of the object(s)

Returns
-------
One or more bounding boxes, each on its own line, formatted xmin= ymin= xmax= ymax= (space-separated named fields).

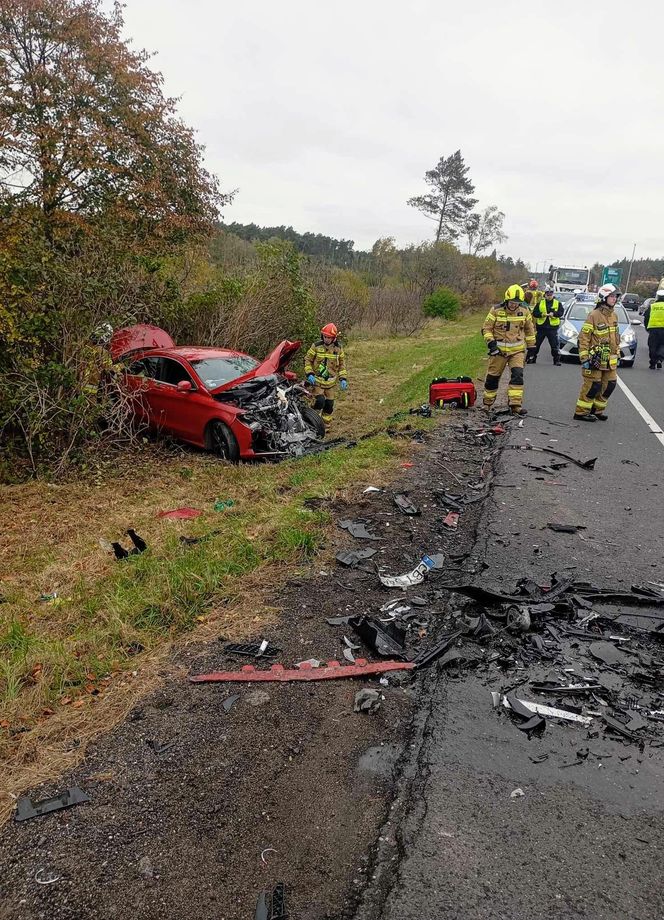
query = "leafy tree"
xmin=407 ymin=151 xmax=477 ymax=243
xmin=0 ymin=0 xmax=227 ymax=242
xmin=463 ymin=205 xmax=508 ymax=256
xmin=422 ymin=287 xmax=460 ymax=320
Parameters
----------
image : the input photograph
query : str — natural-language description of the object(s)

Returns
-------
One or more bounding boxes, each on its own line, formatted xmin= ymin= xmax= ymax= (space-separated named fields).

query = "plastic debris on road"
xmin=379 ymin=555 xmax=437 ymax=589
xmin=354 ymin=688 xmax=382 ymax=713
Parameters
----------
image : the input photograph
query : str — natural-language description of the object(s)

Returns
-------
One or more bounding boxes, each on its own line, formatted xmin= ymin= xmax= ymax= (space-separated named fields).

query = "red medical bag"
xmin=429 ymin=376 xmax=477 ymax=409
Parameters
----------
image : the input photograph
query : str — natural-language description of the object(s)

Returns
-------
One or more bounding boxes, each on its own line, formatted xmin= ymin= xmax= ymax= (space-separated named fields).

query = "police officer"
xmin=528 ymin=284 xmax=563 ymax=365
xmin=643 ymin=289 xmax=664 ymax=369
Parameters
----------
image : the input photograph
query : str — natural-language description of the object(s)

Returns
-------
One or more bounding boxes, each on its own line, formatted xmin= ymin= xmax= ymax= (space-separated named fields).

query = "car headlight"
xmin=560 ymin=321 xmax=577 ymax=341
xmin=621 ymin=329 xmax=636 ymax=345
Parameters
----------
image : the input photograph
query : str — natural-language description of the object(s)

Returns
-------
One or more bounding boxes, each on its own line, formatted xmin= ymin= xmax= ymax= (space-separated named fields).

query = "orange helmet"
xmin=321 ymin=323 xmax=338 ymax=338
xmin=528 ymin=279 xmax=538 ymax=289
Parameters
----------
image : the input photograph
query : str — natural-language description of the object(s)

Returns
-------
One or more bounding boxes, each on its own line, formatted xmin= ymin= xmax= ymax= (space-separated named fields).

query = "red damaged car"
xmin=110 ymin=324 xmax=326 ymax=460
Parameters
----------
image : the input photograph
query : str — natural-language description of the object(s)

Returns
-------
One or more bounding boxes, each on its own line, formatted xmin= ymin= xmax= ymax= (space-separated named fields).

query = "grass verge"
xmin=0 ymin=313 xmax=485 ymax=820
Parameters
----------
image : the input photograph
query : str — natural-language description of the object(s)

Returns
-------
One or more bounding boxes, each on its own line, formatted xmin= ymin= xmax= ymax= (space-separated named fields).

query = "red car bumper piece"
xmin=189 ymin=658 xmax=414 ymax=683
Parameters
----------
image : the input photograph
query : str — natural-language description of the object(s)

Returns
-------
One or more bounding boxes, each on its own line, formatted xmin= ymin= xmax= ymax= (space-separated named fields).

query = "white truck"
xmin=548 ymin=265 xmax=591 ymax=294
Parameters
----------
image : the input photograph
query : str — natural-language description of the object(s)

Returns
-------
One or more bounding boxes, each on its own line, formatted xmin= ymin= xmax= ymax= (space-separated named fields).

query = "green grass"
xmin=0 ymin=314 xmax=485 ymax=736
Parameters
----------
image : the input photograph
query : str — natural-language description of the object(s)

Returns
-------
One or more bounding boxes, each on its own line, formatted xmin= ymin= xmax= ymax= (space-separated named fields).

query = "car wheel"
xmin=207 ymin=420 xmax=240 ymax=461
xmin=300 ymin=404 xmax=326 ymax=438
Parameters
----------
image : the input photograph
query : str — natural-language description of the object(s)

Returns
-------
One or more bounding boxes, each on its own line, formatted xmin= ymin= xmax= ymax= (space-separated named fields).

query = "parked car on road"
xmin=558 ymin=298 xmax=640 ymax=366
xmin=110 ymin=325 xmax=326 ymax=460
xmin=640 ymin=297 xmax=655 ymax=316
xmin=621 ymin=292 xmax=643 ymax=311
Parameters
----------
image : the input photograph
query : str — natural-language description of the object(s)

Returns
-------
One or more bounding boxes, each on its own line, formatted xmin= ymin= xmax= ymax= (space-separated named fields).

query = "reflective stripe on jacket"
xmin=533 ymin=298 xmax=563 ymax=327
xmin=578 ymin=306 xmax=620 ymax=368
xmin=304 ymin=340 xmax=347 ymax=389
xmin=482 ymin=304 xmax=536 ymax=355
xmin=646 ymin=301 xmax=664 ymax=330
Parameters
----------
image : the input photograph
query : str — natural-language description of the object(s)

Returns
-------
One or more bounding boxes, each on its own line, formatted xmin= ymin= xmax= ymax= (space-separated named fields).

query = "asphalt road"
xmin=357 ymin=322 xmax=664 ymax=920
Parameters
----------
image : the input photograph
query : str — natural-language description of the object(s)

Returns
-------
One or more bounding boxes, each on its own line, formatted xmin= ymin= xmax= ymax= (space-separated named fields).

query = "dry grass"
xmin=0 ymin=314 xmax=485 ymax=822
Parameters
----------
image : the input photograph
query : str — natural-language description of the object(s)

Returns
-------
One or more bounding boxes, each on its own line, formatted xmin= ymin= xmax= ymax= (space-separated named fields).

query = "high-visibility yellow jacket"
xmin=645 ymin=301 xmax=664 ymax=329
xmin=578 ymin=306 xmax=620 ymax=368
xmin=482 ymin=304 xmax=536 ymax=355
xmin=533 ymin=298 xmax=563 ymax=327
xmin=304 ymin=339 xmax=347 ymax=390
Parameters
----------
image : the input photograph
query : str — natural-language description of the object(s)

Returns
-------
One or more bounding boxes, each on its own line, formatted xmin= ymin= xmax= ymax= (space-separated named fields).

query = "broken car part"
xmin=379 ymin=556 xmax=437 ymax=589
xmin=506 ymin=443 xmax=597 ymax=471
xmin=15 ymin=787 xmax=90 ymax=822
xmin=505 ymin=690 xmax=546 ymax=734
xmin=338 ymin=519 xmax=380 ymax=540
xmin=255 ymin=883 xmax=287 ymax=920
xmin=502 ymin=695 xmax=592 ymax=726
xmin=190 ymin=658 xmax=415 ymax=683
xmin=336 ymin=548 xmax=377 ymax=567
xmin=412 ymin=631 xmax=462 ymax=670
xmin=393 ymin=493 xmax=420 ymax=515
xmin=223 ymin=641 xmax=281 ymax=659
xmin=547 ymin=523 xmax=587 ymax=534
xmin=354 ymin=688 xmax=382 ymax=713
xmin=349 ymin=615 xmax=406 ymax=658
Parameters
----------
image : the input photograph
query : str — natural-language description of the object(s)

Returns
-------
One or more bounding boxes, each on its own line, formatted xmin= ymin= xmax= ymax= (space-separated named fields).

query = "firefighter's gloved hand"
xmin=340 ymin=379 xmax=348 ymax=391
xmin=581 ymin=360 xmax=591 ymax=370
xmin=306 ymin=374 xmax=316 ymax=385
xmin=487 ymin=340 xmax=500 ymax=356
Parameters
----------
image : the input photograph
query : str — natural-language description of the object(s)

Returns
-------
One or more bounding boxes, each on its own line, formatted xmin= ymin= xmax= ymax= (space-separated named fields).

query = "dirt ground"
xmin=0 ymin=416 xmax=498 ymax=919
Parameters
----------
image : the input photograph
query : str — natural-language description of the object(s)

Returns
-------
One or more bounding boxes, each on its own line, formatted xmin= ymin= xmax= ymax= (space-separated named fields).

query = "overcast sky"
xmin=121 ymin=0 xmax=662 ymax=268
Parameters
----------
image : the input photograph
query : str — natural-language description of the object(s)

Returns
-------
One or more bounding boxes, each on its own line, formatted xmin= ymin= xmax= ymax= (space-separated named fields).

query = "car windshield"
xmin=568 ymin=303 xmax=629 ymax=324
xmin=192 ymin=355 xmax=260 ymax=389
xmin=556 ymin=269 xmax=589 ymax=284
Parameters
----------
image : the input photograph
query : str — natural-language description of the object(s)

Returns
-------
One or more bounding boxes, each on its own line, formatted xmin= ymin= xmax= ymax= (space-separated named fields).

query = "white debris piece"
xmin=379 ymin=555 xmax=437 ymax=589
xmin=502 ymin=696 xmax=592 ymax=726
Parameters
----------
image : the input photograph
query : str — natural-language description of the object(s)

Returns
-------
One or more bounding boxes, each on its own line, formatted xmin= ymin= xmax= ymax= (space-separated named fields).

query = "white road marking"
xmin=617 ymin=376 xmax=664 ymax=448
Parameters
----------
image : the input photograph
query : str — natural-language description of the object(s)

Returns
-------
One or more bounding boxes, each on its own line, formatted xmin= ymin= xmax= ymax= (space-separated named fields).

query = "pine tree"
xmin=407 ymin=151 xmax=477 ymax=243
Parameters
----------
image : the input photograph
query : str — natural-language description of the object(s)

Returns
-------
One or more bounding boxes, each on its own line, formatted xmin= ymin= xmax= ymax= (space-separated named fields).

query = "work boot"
xmin=553 ymin=358 xmax=562 ymax=366
xmin=649 ymin=363 xmax=656 ymax=370
xmin=573 ymin=413 xmax=597 ymax=422
xmin=510 ymin=406 xmax=527 ymax=417
xmin=592 ymin=413 xmax=608 ymax=421
xmin=658 ymin=362 xmax=663 ymax=369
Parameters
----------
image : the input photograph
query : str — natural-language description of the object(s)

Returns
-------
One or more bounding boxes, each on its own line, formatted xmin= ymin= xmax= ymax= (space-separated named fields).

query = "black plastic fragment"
xmin=111 ymin=530 xmax=148 ymax=560
xmin=222 ymin=694 xmax=240 ymax=712
xmin=336 ymin=548 xmax=377 ymax=567
xmin=410 ymin=596 xmax=428 ymax=607
xmin=15 ymin=787 xmax=90 ymax=822
xmin=547 ymin=523 xmax=587 ymax=534
xmin=255 ymin=883 xmax=287 ymax=920
xmin=393 ymin=493 xmax=420 ymax=515
xmin=506 ymin=690 xmax=546 ymax=735
xmin=507 ymin=444 xmax=597 ymax=471
xmin=412 ymin=631 xmax=462 ymax=669
xmin=603 ymin=713 xmax=638 ymax=741
xmin=338 ymin=520 xmax=380 ymax=540
xmin=349 ymin=615 xmax=406 ymax=658
xmin=588 ymin=641 xmax=628 ymax=667
xmin=146 ymin=739 xmax=176 ymax=755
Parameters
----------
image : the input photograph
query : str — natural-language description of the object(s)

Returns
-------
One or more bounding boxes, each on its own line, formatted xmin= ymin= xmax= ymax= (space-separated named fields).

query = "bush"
xmin=422 ymin=287 xmax=460 ymax=320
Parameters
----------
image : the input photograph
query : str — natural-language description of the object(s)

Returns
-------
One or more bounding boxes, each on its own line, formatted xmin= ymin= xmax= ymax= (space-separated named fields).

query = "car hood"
xmin=110 ymin=324 xmax=175 ymax=361
xmin=209 ymin=340 xmax=301 ymax=394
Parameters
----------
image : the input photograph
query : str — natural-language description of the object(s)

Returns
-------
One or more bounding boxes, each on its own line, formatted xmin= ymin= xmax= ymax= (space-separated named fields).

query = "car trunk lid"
xmin=110 ymin=324 xmax=175 ymax=361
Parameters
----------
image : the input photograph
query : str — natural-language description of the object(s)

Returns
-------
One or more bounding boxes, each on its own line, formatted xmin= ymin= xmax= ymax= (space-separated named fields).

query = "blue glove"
xmin=340 ymin=379 xmax=348 ymax=391
xmin=306 ymin=374 xmax=316 ymax=385
xmin=582 ymin=360 xmax=591 ymax=370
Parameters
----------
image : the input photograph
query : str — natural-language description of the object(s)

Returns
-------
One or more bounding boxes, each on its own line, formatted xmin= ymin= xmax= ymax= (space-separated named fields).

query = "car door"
xmin=123 ymin=356 xmax=163 ymax=425
xmin=150 ymin=357 xmax=212 ymax=444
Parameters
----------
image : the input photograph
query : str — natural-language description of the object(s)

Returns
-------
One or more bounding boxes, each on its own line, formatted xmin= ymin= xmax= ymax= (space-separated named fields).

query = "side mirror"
xmin=177 ymin=380 xmax=194 ymax=393
xmin=631 ymin=319 xmax=642 ymax=326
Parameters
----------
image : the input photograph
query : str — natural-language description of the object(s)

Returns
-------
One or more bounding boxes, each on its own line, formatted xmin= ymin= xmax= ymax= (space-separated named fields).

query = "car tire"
xmin=206 ymin=420 xmax=240 ymax=461
xmin=300 ymin=404 xmax=326 ymax=438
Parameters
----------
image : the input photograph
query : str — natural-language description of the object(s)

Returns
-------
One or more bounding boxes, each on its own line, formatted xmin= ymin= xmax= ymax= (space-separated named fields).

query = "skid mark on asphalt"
xmin=617 ymin=376 xmax=664 ymax=448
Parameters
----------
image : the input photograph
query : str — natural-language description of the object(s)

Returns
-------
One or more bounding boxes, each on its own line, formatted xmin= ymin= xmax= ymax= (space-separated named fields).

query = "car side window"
xmin=156 ymin=358 xmax=194 ymax=387
xmin=127 ymin=356 xmax=161 ymax=378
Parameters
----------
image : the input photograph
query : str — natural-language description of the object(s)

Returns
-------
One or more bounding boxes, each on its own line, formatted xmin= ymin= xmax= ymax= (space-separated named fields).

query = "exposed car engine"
xmin=214 ymin=375 xmax=324 ymax=456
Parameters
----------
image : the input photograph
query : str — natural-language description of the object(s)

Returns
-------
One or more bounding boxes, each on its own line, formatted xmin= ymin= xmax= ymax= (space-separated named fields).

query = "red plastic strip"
xmin=189 ymin=658 xmax=414 ymax=683
xmin=157 ymin=508 xmax=202 ymax=520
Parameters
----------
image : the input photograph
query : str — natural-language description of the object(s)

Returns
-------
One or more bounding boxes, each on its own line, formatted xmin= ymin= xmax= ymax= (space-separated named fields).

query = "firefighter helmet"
xmin=321 ymin=323 xmax=338 ymax=338
xmin=597 ymin=284 xmax=617 ymax=303
xmin=504 ymin=284 xmax=525 ymax=303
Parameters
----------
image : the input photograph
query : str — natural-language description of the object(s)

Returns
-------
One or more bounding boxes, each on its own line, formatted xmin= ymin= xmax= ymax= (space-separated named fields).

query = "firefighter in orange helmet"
xmin=304 ymin=323 xmax=348 ymax=424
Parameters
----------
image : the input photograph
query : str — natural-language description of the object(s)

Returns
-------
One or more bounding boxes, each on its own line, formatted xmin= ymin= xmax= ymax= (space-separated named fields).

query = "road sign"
xmin=602 ymin=266 xmax=622 ymax=287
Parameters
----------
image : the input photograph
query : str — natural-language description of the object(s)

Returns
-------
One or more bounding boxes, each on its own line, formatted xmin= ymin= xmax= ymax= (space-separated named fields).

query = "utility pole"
xmin=624 ymin=243 xmax=637 ymax=294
